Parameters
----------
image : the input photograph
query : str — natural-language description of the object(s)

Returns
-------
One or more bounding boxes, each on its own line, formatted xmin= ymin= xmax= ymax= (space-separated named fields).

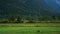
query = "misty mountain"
xmin=0 ymin=0 xmax=57 ymax=19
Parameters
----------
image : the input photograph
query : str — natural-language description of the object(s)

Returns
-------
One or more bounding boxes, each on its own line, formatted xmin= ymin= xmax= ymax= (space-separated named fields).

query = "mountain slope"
xmin=0 ymin=0 xmax=57 ymax=19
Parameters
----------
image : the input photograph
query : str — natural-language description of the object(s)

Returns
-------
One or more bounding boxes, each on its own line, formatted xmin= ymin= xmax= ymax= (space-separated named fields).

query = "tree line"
xmin=0 ymin=15 xmax=60 ymax=23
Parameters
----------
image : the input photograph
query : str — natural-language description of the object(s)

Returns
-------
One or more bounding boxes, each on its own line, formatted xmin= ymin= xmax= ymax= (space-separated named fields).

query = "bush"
xmin=0 ymin=20 xmax=8 ymax=23
xmin=26 ymin=20 xmax=35 ymax=23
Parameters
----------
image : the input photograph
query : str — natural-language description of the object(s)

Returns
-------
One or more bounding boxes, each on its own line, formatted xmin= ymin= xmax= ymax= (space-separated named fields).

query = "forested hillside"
xmin=0 ymin=0 xmax=60 ymax=23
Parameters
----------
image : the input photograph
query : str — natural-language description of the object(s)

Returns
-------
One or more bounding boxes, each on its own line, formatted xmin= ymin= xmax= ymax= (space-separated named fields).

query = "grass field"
xmin=0 ymin=27 xmax=60 ymax=34
xmin=0 ymin=23 xmax=60 ymax=34
xmin=0 ymin=23 xmax=60 ymax=27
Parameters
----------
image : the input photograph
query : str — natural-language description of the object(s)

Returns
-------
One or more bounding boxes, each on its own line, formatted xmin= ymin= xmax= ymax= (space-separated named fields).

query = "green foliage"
xmin=0 ymin=0 xmax=60 ymax=23
xmin=0 ymin=15 xmax=60 ymax=23
xmin=26 ymin=20 xmax=35 ymax=23
xmin=0 ymin=20 xmax=8 ymax=23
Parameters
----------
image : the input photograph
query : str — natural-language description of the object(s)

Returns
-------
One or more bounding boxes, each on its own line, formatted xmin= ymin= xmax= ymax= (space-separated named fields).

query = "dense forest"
xmin=0 ymin=15 xmax=60 ymax=23
xmin=0 ymin=0 xmax=60 ymax=23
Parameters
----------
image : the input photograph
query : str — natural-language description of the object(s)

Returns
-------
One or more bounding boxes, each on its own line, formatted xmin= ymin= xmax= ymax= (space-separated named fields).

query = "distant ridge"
xmin=0 ymin=0 xmax=58 ymax=19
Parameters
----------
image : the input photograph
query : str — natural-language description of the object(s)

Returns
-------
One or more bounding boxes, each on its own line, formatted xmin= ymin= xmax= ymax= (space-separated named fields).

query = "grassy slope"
xmin=0 ymin=27 xmax=60 ymax=34
xmin=0 ymin=23 xmax=60 ymax=34
xmin=0 ymin=23 xmax=60 ymax=27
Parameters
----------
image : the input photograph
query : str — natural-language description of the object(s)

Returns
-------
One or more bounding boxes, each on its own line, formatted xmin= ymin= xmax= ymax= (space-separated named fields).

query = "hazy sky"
xmin=44 ymin=0 xmax=60 ymax=13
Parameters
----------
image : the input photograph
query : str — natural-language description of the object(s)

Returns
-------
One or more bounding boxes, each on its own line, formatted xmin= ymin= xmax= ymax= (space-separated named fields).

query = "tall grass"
xmin=0 ymin=23 xmax=60 ymax=27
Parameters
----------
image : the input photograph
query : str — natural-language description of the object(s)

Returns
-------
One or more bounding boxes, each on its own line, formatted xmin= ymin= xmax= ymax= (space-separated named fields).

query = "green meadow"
xmin=0 ymin=23 xmax=60 ymax=34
